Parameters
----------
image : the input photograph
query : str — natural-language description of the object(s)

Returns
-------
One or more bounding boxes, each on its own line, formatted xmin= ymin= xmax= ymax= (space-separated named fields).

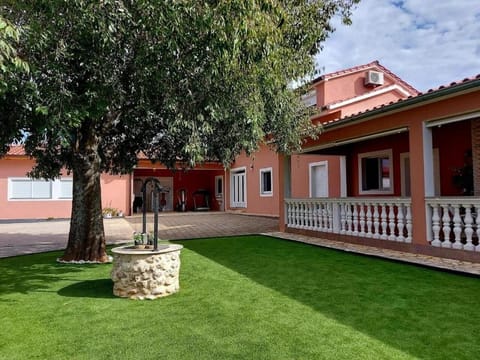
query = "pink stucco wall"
xmin=227 ymin=144 xmax=280 ymax=217
xmin=315 ymin=66 xmax=403 ymax=108
xmin=226 ymin=149 xmax=344 ymax=217
xmin=0 ymin=157 xmax=131 ymax=219
xmin=100 ymin=173 xmax=132 ymax=216
xmin=290 ymin=154 xmax=343 ymax=198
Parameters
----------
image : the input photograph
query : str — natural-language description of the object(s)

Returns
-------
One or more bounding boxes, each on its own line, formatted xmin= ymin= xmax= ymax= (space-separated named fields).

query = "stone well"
xmin=111 ymin=244 xmax=183 ymax=300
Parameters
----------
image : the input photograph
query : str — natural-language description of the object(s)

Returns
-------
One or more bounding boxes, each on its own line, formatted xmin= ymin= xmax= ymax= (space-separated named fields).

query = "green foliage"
xmin=0 ymin=15 xmax=30 ymax=154
xmin=1 ymin=236 xmax=480 ymax=359
xmin=1 ymin=0 xmax=359 ymax=174
xmin=0 ymin=15 xmax=29 ymax=78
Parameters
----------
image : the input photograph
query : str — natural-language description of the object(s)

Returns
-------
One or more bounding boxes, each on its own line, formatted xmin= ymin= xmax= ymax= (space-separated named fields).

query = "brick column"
xmin=471 ymin=119 xmax=480 ymax=196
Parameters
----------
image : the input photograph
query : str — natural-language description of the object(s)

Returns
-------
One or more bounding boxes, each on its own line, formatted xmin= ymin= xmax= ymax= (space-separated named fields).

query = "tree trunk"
xmin=59 ymin=144 xmax=108 ymax=263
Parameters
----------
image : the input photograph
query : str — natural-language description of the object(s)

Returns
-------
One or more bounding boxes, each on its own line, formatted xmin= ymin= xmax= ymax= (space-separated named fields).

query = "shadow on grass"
xmin=57 ymin=279 xmax=115 ymax=299
xmin=178 ymin=235 xmax=480 ymax=359
xmin=0 ymin=251 xmax=109 ymax=298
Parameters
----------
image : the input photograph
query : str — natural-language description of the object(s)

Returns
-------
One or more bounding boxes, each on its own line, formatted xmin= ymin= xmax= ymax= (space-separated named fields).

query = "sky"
xmin=315 ymin=0 xmax=480 ymax=91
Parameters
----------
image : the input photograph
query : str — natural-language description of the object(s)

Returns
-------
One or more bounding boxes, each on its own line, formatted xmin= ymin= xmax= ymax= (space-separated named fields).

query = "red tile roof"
xmin=5 ymin=145 xmax=26 ymax=156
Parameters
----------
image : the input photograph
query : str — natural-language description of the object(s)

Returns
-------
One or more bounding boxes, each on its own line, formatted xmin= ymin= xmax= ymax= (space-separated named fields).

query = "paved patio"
xmin=0 ymin=212 xmax=278 ymax=258
xmin=0 ymin=212 xmax=479 ymax=276
xmin=126 ymin=212 xmax=278 ymax=240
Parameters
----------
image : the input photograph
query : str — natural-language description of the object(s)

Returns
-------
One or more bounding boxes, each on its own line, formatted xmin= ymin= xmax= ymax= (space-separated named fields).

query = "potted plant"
xmin=102 ymin=207 xmax=119 ymax=219
xmin=133 ymin=231 xmax=144 ymax=249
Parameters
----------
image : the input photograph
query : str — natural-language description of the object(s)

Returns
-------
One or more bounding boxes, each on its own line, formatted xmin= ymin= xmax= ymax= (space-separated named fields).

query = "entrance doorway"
xmin=309 ymin=161 xmax=329 ymax=198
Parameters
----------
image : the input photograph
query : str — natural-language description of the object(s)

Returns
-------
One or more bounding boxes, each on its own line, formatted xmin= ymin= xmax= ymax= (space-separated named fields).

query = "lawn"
xmin=1 ymin=235 xmax=479 ymax=359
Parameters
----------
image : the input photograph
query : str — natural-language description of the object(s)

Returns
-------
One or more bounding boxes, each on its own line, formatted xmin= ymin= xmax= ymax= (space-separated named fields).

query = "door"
xmin=231 ymin=168 xmax=246 ymax=207
xmin=309 ymin=161 xmax=329 ymax=198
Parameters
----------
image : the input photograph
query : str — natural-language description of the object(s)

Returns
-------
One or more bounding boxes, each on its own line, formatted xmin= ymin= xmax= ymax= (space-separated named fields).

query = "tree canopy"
xmin=1 ymin=0 xmax=360 ymax=262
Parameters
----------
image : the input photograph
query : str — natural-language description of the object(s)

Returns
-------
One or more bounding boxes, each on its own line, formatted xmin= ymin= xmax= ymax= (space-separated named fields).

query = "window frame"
xmin=215 ymin=175 xmax=223 ymax=197
xmin=358 ymin=149 xmax=394 ymax=195
xmin=259 ymin=167 xmax=273 ymax=197
xmin=8 ymin=177 xmax=73 ymax=201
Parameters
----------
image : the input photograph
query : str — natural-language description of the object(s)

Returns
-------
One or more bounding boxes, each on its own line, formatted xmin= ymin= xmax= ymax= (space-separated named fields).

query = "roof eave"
xmin=323 ymin=78 xmax=480 ymax=130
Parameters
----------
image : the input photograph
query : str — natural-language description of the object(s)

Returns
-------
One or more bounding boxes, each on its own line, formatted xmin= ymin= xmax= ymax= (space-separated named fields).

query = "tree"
xmin=0 ymin=0 xmax=360 ymax=262
xmin=0 ymin=14 xmax=29 ymax=153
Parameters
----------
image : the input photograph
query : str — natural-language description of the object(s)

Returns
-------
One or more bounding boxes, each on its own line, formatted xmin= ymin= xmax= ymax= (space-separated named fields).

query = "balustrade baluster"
xmin=312 ymin=202 xmax=318 ymax=231
xmin=463 ymin=205 xmax=474 ymax=251
xmin=431 ymin=204 xmax=441 ymax=246
xmin=365 ymin=203 xmax=373 ymax=238
xmin=441 ymin=204 xmax=452 ymax=248
xmin=388 ymin=203 xmax=396 ymax=241
xmin=340 ymin=203 xmax=347 ymax=235
xmin=321 ymin=204 xmax=328 ymax=232
xmin=476 ymin=208 xmax=480 ymax=252
xmin=352 ymin=203 xmax=359 ymax=236
xmin=359 ymin=203 xmax=365 ymax=237
xmin=380 ymin=204 xmax=388 ymax=240
xmin=373 ymin=204 xmax=380 ymax=239
xmin=318 ymin=203 xmax=325 ymax=231
xmin=327 ymin=203 xmax=334 ymax=232
xmin=302 ymin=202 xmax=307 ymax=229
xmin=397 ymin=203 xmax=405 ymax=242
xmin=346 ymin=203 xmax=353 ymax=235
xmin=307 ymin=202 xmax=313 ymax=230
xmin=452 ymin=204 xmax=463 ymax=249
xmin=405 ymin=205 xmax=412 ymax=243
xmin=317 ymin=203 xmax=324 ymax=231
xmin=294 ymin=203 xmax=300 ymax=229
xmin=287 ymin=202 xmax=292 ymax=228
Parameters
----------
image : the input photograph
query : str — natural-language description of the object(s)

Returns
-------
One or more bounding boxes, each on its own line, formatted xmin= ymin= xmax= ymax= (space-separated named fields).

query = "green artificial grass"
xmin=1 ymin=235 xmax=479 ymax=359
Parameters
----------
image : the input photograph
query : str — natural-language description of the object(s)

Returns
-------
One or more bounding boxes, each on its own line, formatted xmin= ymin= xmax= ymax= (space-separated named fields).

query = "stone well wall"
xmin=111 ymin=244 xmax=183 ymax=300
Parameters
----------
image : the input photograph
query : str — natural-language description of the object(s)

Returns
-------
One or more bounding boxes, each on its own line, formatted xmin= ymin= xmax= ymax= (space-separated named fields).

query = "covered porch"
xmin=280 ymin=77 xmax=480 ymax=262
xmin=132 ymin=159 xmax=225 ymax=214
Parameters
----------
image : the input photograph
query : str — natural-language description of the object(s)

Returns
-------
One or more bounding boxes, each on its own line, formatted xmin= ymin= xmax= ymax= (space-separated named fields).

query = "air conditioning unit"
xmin=365 ymin=71 xmax=384 ymax=86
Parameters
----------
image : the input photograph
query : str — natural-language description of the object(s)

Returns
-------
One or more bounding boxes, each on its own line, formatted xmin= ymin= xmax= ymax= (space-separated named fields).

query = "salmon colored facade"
xmin=0 ymin=61 xmax=416 ymax=220
xmin=0 ymin=153 xmax=223 ymax=219
xmin=0 ymin=155 xmax=131 ymax=219
xmin=284 ymin=71 xmax=480 ymax=263
xmin=3 ymin=59 xmax=480 ymax=264
xmin=227 ymin=61 xmax=418 ymax=217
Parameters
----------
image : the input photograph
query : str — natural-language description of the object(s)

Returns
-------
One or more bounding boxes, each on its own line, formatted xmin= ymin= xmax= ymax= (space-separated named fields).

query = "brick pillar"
xmin=471 ymin=119 xmax=480 ymax=196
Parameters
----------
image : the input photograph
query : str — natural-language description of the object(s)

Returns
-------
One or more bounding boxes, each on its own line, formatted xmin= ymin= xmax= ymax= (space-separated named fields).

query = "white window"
xmin=8 ymin=178 xmax=73 ymax=200
xmin=59 ymin=179 xmax=73 ymax=198
xmin=215 ymin=175 xmax=223 ymax=197
xmin=230 ymin=167 xmax=246 ymax=208
xmin=358 ymin=150 xmax=394 ymax=195
xmin=259 ymin=167 xmax=273 ymax=196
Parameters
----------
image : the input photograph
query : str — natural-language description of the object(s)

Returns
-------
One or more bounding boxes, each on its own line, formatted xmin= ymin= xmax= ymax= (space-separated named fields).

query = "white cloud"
xmin=316 ymin=0 xmax=480 ymax=91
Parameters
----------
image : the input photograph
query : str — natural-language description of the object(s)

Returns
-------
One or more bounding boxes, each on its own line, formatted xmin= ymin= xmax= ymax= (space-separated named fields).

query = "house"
xmin=226 ymin=61 xmax=419 ymax=216
xmin=281 ymin=71 xmax=480 ymax=262
xmin=0 ymin=146 xmax=224 ymax=219
xmin=0 ymin=61 xmax=424 ymax=220
xmin=3 ymin=59 xmax=480 ymax=265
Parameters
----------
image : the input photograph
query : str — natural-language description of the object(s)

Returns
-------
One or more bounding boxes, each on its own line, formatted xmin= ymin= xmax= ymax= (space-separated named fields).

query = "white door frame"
xmin=309 ymin=161 xmax=329 ymax=198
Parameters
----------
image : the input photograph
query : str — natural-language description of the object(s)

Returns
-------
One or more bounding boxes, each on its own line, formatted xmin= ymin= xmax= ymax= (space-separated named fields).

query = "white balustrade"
xmin=285 ymin=198 xmax=412 ymax=243
xmin=426 ymin=198 xmax=480 ymax=252
xmin=286 ymin=197 xmax=480 ymax=252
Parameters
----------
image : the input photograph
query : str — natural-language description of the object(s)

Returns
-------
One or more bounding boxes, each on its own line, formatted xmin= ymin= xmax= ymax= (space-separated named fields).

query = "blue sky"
xmin=315 ymin=0 xmax=480 ymax=91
